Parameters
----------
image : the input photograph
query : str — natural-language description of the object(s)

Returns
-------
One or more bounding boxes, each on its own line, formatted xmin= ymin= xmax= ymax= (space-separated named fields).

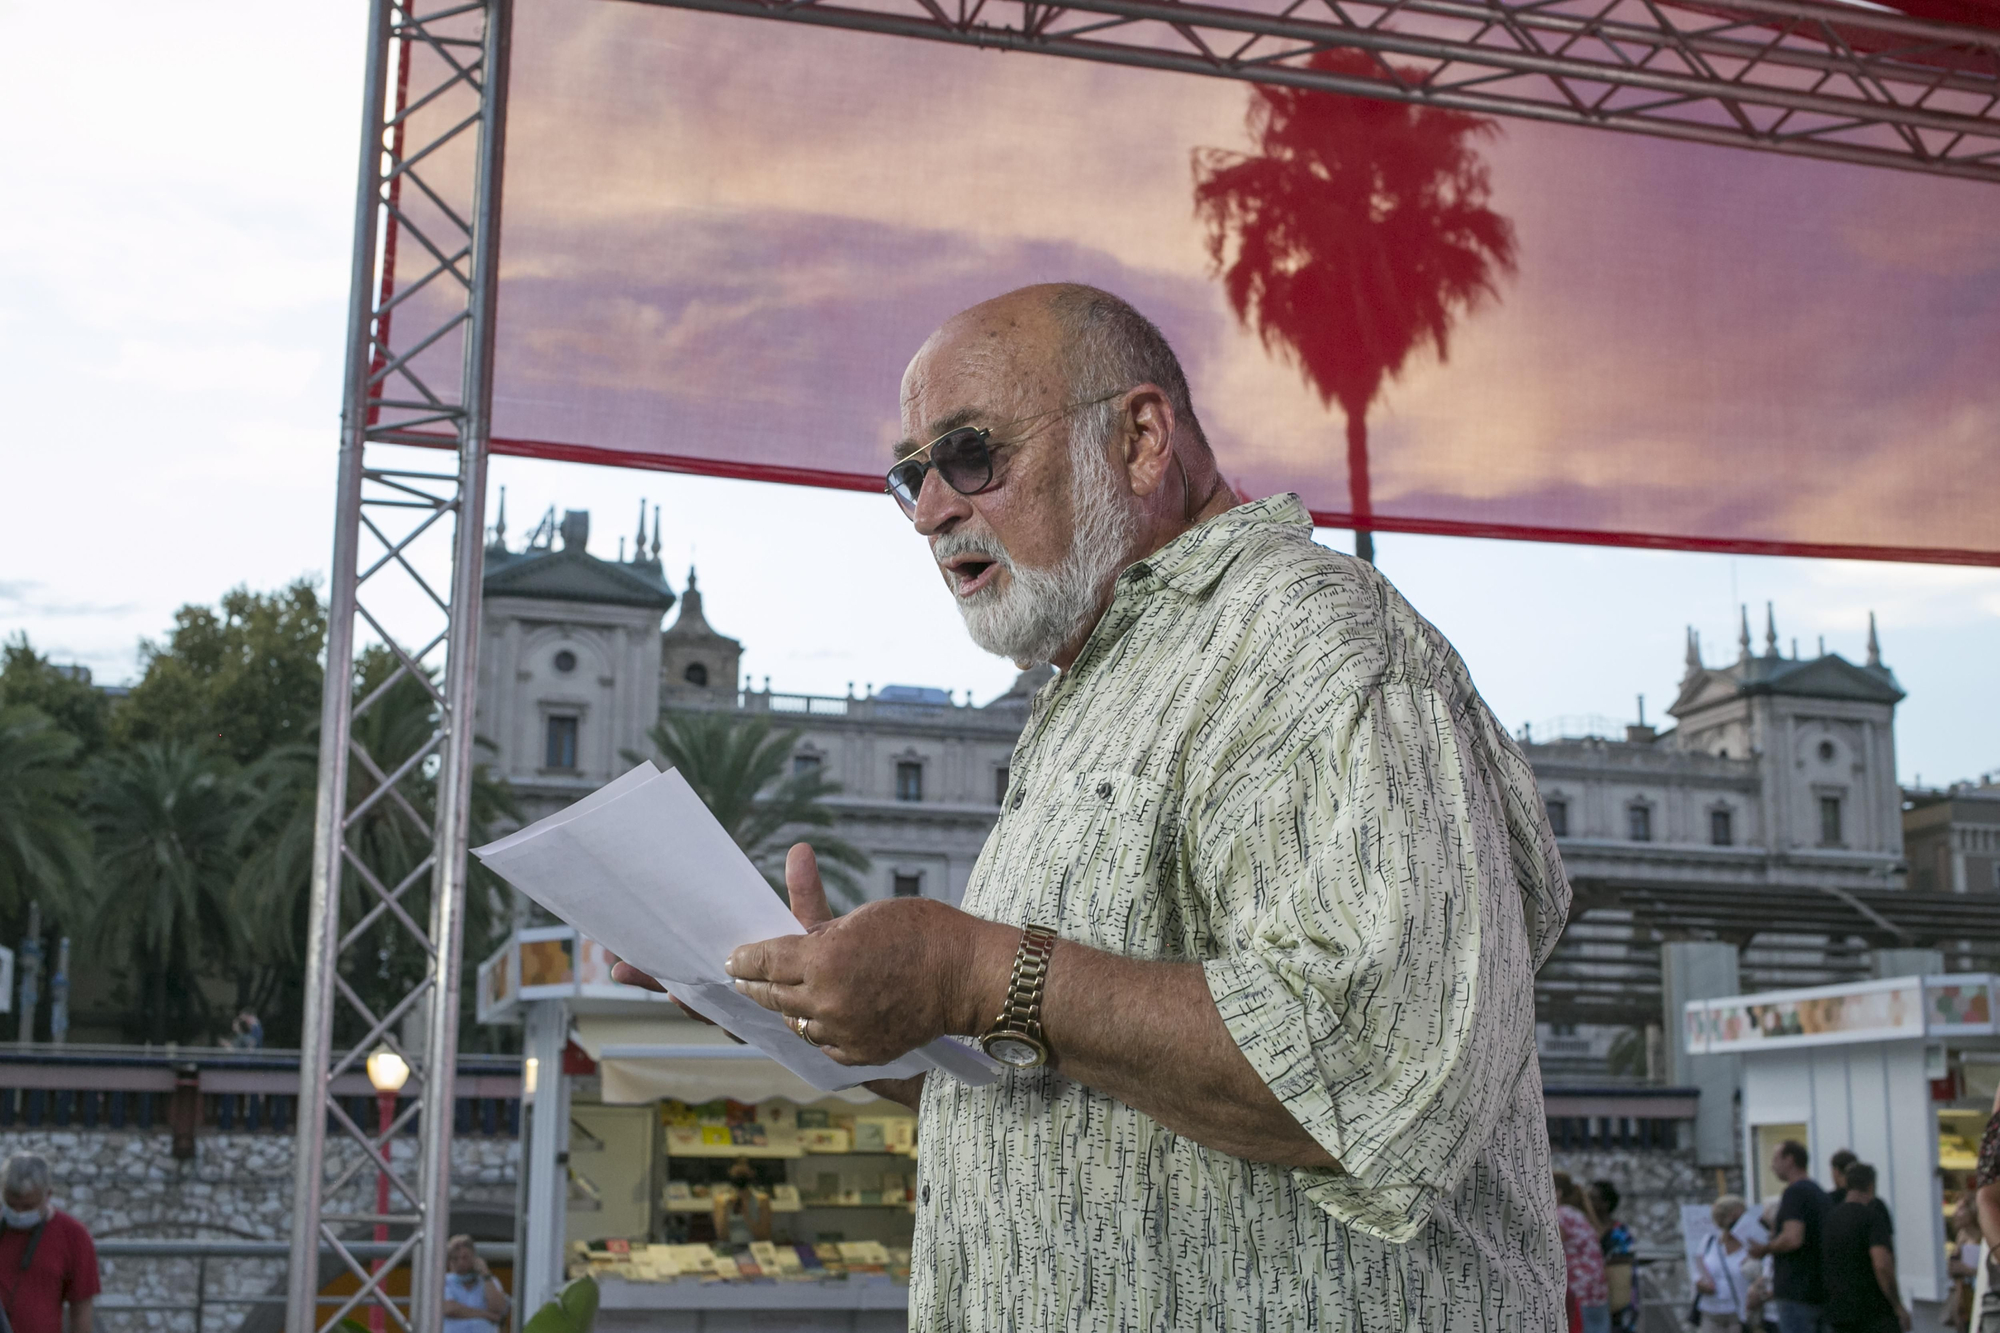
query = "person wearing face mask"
xmin=0 ymin=1154 xmax=97 ymax=1333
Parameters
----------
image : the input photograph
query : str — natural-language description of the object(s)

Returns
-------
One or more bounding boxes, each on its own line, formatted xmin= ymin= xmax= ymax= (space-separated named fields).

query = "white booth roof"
xmin=1684 ymin=972 xmax=1998 ymax=1056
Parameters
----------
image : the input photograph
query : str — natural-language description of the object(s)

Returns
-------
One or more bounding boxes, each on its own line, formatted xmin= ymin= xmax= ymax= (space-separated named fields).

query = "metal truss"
xmin=287 ymin=1 xmax=512 ymax=1330
xmin=626 ymin=0 xmax=2000 ymax=181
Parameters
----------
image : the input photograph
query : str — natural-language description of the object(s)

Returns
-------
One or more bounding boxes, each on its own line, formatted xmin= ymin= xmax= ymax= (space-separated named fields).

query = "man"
xmin=0 ymin=1154 xmax=97 ymax=1333
xmin=441 ymin=1234 xmax=509 ymax=1333
xmin=1748 ymin=1140 xmax=1830 ymax=1333
xmin=619 ymin=284 xmax=1570 ymax=1328
xmin=1820 ymin=1164 xmax=1910 ymax=1333
xmin=1829 ymin=1149 xmax=1857 ymax=1203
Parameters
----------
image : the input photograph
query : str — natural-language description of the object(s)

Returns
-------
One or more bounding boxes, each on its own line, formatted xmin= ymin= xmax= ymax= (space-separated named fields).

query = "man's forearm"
xmin=1870 ymin=1247 xmax=1902 ymax=1308
xmin=958 ymin=921 xmax=1335 ymax=1168
xmin=68 ymin=1298 xmax=93 ymax=1333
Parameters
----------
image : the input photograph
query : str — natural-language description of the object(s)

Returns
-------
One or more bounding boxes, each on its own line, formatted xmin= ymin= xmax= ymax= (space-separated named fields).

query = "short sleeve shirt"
xmin=1559 ymin=1206 xmax=1608 ymax=1306
xmin=0 ymin=1212 xmax=100 ymax=1333
xmin=911 ymin=496 xmax=1574 ymax=1332
xmin=1772 ymin=1178 xmax=1830 ymax=1304
xmin=1821 ymin=1200 xmax=1895 ymax=1322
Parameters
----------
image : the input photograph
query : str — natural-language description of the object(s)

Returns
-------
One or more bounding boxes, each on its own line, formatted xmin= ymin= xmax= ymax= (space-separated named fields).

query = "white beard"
xmin=936 ymin=421 xmax=1140 ymax=668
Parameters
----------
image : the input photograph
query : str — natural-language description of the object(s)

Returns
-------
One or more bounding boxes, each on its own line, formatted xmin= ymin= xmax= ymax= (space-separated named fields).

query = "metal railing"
xmin=94 ymin=1239 xmax=512 ymax=1333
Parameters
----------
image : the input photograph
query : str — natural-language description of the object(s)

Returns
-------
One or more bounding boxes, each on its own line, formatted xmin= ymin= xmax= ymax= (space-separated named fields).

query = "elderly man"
xmin=0 ymin=1153 xmax=98 ymax=1333
xmin=619 ymin=284 xmax=1569 ymax=1328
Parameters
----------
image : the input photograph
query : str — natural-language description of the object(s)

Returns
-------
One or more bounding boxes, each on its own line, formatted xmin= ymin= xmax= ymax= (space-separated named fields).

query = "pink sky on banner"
xmin=419 ymin=0 xmax=2000 ymax=562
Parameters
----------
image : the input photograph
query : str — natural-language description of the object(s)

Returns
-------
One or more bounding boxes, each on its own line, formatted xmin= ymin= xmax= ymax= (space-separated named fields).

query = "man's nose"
xmin=911 ymin=466 xmax=972 ymax=536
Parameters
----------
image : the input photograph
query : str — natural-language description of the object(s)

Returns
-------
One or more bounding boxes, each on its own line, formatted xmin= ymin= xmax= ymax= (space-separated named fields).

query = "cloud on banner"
xmin=469 ymin=0 xmax=2000 ymax=562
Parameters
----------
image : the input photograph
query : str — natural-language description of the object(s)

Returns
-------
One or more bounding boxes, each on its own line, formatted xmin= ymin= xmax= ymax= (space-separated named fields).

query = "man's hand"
xmin=724 ymin=845 xmax=1013 ymax=1065
xmin=608 ymin=844 xmax=847 ymax=1032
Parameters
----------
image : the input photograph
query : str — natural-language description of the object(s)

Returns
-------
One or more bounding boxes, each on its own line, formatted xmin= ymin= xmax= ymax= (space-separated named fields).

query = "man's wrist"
xmin=950 ymin=914 xmax=1022 ymax=1037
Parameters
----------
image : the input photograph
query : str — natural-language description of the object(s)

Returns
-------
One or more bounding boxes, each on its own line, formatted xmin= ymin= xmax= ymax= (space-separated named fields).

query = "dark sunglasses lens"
xmin=887 ymin=461 xmax=925 ymax=511
xmin=932 ymin=428 xmax=993 ymax=493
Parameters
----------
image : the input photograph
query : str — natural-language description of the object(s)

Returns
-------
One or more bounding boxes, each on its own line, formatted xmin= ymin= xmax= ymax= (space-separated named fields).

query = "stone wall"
xmin=0 ymin=1127 xmax=519 ymax=1333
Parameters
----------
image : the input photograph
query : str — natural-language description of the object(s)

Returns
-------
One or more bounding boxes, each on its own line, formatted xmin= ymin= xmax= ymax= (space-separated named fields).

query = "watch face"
xmin=983 ymin=1034 xmax=1045 ymax=1068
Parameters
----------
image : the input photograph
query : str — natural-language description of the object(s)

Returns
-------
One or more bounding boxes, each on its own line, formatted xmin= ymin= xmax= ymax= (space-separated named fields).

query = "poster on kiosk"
xmin=1685 ymin=973 xmax=2000 ymax=1305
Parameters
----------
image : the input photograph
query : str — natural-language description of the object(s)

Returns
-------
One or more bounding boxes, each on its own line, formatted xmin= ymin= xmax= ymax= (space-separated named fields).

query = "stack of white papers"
xmin=472 ymin=762 xmax=997 ymax=1091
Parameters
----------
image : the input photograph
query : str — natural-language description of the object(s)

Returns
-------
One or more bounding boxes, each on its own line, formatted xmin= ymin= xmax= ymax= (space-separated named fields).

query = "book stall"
xmin=481 ymin=924 xmax=918 ymax=1331
xmin=1684 ymin=972 xmax=2000 ymax=1310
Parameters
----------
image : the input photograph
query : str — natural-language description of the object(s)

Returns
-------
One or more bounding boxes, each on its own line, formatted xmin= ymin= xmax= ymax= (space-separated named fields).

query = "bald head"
xmin=901 ymin=284 xmax=1207 ymax=456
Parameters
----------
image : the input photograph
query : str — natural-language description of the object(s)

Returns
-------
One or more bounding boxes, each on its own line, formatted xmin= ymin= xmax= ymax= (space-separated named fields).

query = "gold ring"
xmin=791 ymin=1013 xmax=822 ymax=1047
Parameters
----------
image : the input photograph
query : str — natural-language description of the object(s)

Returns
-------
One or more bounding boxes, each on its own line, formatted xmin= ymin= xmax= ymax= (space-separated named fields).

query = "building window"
xmin=793 ymin=753 xmax=822 ymax=778
xmin=1820 ymin=795 xmax=1843 ymax=846
xmin=1992 ymin=861 xmax=2000 ymax=891
xmin=544 ymin=715 xmax=578 ymax=770
xmin=895 ymin=761 xmax=923 ymax=802
xmin=553 ymin=649 xmax=577 ymax=674
xmin=683 ymin=662 xmax=708 ymax=687
xmin=1627 ymin=804 xmax=1652 ymax=842
xmin=994 ymin=766 xmax=1010 ymax=807
xmin=1544 ymin=798 xmax=1568 ymax=838
xmin=1710 ymin=809 xmax=1734 ymax=847
xmin=892 ymin=873 xmax=922 ymax=898
xmin=1817 ymin=740 xmax=1836 ymax=762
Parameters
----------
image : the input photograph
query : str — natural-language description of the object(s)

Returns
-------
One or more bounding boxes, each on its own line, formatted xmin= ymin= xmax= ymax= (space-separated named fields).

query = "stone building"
xmin=1904 ymin=778 xmax=2000 ymax=895
xmin=473 ymin=508 xmax=1034 ymax=905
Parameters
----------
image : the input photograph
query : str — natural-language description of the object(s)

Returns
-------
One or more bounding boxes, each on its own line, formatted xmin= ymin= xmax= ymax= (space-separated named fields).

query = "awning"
xmin=573 ymin=1016 xmax=882 ymax=1105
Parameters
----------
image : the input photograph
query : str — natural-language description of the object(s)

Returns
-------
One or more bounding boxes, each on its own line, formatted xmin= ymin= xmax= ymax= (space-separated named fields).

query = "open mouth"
xmin=941 ymin=554 xmax=1002 ymax=598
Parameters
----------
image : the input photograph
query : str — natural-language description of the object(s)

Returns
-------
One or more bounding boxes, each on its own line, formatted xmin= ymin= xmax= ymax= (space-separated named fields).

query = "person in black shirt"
xmin=1828 ymin=1149 xmax=1858 ymax=1203
xmin=1820 ymin=1163 xmax=1909 ymax=1333
xmin=1748 ymin=1139 xmax=1829 ymax=1333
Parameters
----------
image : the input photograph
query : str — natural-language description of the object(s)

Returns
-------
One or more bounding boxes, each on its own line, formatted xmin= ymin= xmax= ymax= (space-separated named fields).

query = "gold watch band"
xmin=979 ymin=924 xmax=1058 ymax=1067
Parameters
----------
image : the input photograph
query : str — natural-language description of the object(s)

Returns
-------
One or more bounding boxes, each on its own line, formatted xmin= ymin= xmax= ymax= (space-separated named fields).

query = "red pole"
xmin=372 ymin=1089 xmax=394 ymax=1333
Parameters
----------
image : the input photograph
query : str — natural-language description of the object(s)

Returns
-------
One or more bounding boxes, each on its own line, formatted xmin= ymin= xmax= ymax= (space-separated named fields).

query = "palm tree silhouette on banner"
xmin=1194 ymin=51 xmax=1518 ymax=564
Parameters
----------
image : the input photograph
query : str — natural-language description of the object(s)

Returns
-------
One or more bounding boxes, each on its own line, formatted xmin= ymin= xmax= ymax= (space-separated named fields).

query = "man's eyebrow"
xmin=893 ymin=406 xmax=984 ymax=461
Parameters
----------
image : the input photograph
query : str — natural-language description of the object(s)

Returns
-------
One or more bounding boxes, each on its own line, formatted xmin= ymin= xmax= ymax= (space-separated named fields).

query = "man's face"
xmin=448 ymin=1245 xmax=476 ymax=1274
xmin=3 ymin=1187 xmax=45 ymax=1217
xmin=898 ymin=301 xmax=1138 ymax=667
xmin=1769 ymin=1149 xmax=1795 ymax=1182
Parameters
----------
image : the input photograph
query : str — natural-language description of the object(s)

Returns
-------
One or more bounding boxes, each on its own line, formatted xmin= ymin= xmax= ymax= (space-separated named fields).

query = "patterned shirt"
xmin=1559 ymin=1205 xmax=1609 ymax=1306
xmin=912 ymin=495 xmax=1571 ymax=1331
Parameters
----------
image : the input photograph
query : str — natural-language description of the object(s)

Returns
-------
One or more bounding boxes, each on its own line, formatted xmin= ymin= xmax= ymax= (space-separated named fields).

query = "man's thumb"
xmin=786 ymin=842 xmax=833 ymax=928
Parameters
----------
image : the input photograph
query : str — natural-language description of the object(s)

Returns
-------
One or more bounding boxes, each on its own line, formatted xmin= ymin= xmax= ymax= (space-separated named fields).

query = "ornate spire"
xmin=650 ymin=505 xmax=661 ymax=562
xmin=1764 ymin=601 xmax=1779 ymax=657
xmin=492 ymin=486 xmax=508 ymax=550
xmin=1684 ymin=626 xmax=1702 ymax=677
xmin=634 ymin=499 xmax=648 ymax=564
xmin=1867 ymin=610 xmax=1882 ymax=667
xmin=1738 ymin=605 xmax=1752 ymax=662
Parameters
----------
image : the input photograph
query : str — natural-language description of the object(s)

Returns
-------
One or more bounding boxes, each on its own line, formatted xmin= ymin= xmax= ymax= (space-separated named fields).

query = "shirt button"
xmin=921 ymin=1184 xmax=931 ymax=1204
xmin=1096 ymin=782 xmax=1112 ymax=800
xmin=1010 ymin=787 xmax=1024 ymax=811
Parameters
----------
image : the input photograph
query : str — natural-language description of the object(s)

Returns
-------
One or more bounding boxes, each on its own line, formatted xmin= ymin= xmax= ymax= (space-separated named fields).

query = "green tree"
xmin=1193 ymin=51 xmax=1518 ymax=563
xmin=85 ymin=740 xmax=243 ymax=1043
xmin=228 ymin=646 xmax=517 ymax=1048
xmin=638 ymin=710 xmax=870 ymax=909
xmin=0 ymin=705 xmax=93 ymax=925
xmin=114 ymin=581 xmax=326 ymax=763
xmin=0 ymin=636 xmax=111 ymax=756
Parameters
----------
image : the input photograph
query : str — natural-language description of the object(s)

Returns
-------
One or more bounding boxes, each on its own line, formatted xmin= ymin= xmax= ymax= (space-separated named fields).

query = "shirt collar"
xmin=1120 ymin=493 xmax=1313 ymax=599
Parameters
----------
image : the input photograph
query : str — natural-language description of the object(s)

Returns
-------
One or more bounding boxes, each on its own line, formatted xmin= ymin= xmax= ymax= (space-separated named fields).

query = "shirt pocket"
xmin=1012 ymin=768 xmax=1185 ymax=956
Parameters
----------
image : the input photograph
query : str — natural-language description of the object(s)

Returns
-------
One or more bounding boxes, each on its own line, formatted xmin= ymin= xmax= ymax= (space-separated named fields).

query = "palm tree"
xmin=0 ymin=705 xmax=92 ymax=925
xmin=638 ymin=710 xmax=871 ymax=909
xmin=1193 ymin=51 xmax=1519 ymax=563
xmin=85 ymin=740 xmax=243 ymax=1044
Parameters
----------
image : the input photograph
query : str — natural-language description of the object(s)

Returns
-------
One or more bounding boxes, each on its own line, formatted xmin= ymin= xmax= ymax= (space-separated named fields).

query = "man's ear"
xmin=1122 ymin=385 xmax=1176 ymax=498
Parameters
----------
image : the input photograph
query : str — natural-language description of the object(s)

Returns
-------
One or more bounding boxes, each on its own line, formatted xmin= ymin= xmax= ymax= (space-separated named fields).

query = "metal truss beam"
xmin=288 ymin=2 xmax=512 ymax=1330
xmin=623 ymin=0 xmax=2000 ymax=181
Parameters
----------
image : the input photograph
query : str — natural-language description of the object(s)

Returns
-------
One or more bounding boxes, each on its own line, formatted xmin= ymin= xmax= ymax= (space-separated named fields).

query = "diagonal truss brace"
xmin=623 ymin=0 xmax=2000 ymax=181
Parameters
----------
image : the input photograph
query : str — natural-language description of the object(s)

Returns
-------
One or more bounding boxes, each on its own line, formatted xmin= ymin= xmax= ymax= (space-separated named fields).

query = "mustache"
xmin=931 ymin=528 xmax=1015 ymax=572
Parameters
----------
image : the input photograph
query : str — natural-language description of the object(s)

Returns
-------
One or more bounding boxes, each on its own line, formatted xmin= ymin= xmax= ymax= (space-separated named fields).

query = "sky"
xmin=1 ymin=0 xmax=1996 ymax=789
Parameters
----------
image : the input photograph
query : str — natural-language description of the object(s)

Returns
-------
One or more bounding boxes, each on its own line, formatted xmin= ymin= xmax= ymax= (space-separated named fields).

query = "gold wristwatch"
xmin=978 ymin=924 xmax=1058 ymax=1069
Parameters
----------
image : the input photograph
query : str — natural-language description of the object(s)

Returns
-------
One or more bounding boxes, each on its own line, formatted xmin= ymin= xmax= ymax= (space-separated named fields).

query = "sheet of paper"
xmin=472 ymin=763 xmax=997 ymax=1090
xmin=1732 ymin=1208 xmax=1769 ymax=1248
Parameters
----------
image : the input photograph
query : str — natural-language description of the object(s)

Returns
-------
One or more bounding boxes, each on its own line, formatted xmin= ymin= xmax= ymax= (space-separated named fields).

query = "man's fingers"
xmin=610 ymin=959 xmax=668 ymax=994
xmin=734 ymin=977 xmax=809 ymax=1015
xmin=727 ymin=935 xmax=810 ymax=985
xmin=786 ymin=843 xmax=834 ymax=929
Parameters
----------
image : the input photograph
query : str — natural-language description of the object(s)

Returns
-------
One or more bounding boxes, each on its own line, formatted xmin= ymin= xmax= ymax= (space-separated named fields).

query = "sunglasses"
xmin=885 ymin=390 xmax=1126 ymax=518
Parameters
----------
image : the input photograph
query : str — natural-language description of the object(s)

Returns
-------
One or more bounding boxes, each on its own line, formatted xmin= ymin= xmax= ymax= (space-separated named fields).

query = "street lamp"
xmin=365 ymin=1046 xmax=410 ymax=1333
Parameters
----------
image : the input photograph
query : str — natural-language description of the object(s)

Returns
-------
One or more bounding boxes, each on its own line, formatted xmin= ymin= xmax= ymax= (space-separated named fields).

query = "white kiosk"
xmin=480 ymin=925 xmax=917 ymax=1332
xmin=1684 ymin=973 xmax=2000 ymax=1307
